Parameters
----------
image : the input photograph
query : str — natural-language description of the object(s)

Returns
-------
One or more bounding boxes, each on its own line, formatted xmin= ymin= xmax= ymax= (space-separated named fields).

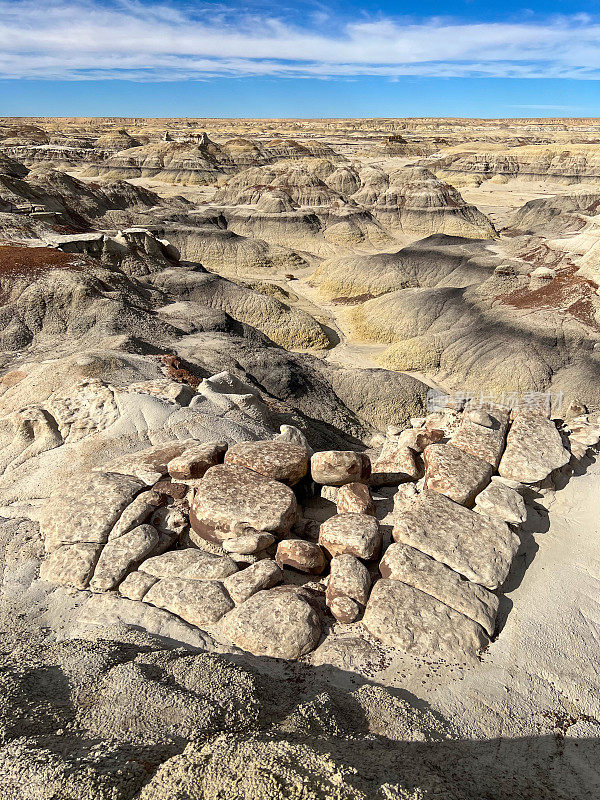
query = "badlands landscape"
xmin=0 ymin=116 xmax=600 ymax=798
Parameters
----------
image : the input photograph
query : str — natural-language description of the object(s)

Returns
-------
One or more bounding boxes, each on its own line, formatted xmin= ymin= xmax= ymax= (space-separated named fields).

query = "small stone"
xmin=565 ymin=401 xmax=588 ymax=420
xmin=466 ymin=409 xmax=495 ymax=428
xmin=225 ymin=440 xmax=309 ymax=486
xmin=275 ymin=539 xmax=326 ymax=575
xmin=336 ymin=482 xmax=375 ymax=516
xmin=569 ymin=424 xmax=600 ymax=447
xmin=320 ymin=485 xmax=340 ymax=503
xmin=223 ymin=560 xmax=283 ymax=604
xmin=310 ymin=451 xmax=371 ymax=486
xmin=329 ymin=596 xmax=360 ymax=624
xmin=144 ymin=578 xmax=234 ymax=627
xmin=326 ymin=554 xmax=370 ymax=607
xmin=167 ymin=441 xmax=227 ymax=481
xmin=220 ymin=588 xmax=321 ymax=659
xmin=396 ymin=427 xmax=444 ymax=452
xmin=101 ymin=439 xmax=202 ymax=484
xmin=90 ymin=524 xmax=159 ymax=592
xmin=152 ymin=479 xmax=188 ymax=500
xmin=118 ymin=570 xmax=158 ymax=601
xmin=40 ymin=543 xmax=102 ymax=589
xmin=392 ymin=483 xmax=419 ymax=514
xmin=140 ymin=548 xmax=238 ymax=580
xmin=319 ymin=513 xmax=382 ymax=561
xmin=274 ymin=424 xmax=313 ymax=456
xmin=108 ymin=489 xmax=164 ymax=540
xmin=371 ymin=443 xmax=421 ymax=486
xmin=424 ymin=443 xmax=493 ymax=506
xmin=222 ymin=532 xmax=275 ymax=554
xmin=189 ymin=464 xmax=298 ymax=545
xmin=473 ymin=480 xmax=526 ymax=524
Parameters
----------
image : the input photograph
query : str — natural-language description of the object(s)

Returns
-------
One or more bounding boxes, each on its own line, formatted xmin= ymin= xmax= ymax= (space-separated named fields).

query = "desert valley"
xmin=0 ymin=115 xmax=599 ymax=798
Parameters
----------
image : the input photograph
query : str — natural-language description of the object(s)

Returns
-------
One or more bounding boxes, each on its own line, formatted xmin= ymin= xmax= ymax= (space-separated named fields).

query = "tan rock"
xmin=363 ymin=579 xmax=488 ymax=657
xmin=118 ymin=570 xmax=158 ymax=601
xmin=224 ymin=440 xmax=308 ymax=486
xmin=392 ymin=489 xmax=519 ymax=589
xmin=223 ymin=560 xmax=283 ymax=604
xmin=167 ymin=441 xmax=227 ymax=481
xmin=310 ymin=450 xmax=370 ymax=486
xmin=371 ymin=442 xmax=421 ymax=486
xmin=498 ymin=413 xmax=570 ymax=483
xmin=189 ymin=464 xmax=298 ymax=544
xmin=39 ymin=543 xmax=101 ymax=589
xmin=39 ymin=471 xmax=145 ymax=553
xmin=274 ymin=424 xmax=313 ymax=456
xmin=108 ymin=489 xmax=164 ymax=540
xmin=222 ymin=532 xmax=275 ymax=554
xmin=101 ymin=439 xmax=202 ymax=484
xmin=393 ymin=483 xmax=419 ymax=514
xmin=144 ymin=578 xmax=234 ymax=627
xmin=329 ymin=596 xmax=360 ymax=624
xmin=140 ymin=548 xmax=238 ymax=580
xmin=379 ymin=543 xmax=499 ymax=635
xmin=326 ymin=554 xmax=370 ymax=607
xmin=396 ymin=427 xmax=444 ymax=452
xmin=473 ymin=479 xmax=526 ymax=524
xmin=220 ymin=588 xmax=321 ymax=659
xmin=89 ymin=524 xmax=159 ymax=592
xmin=319 ymin=513 xmax=382 ymax=561
xmin=424 ymin=443 xmax=493 ymax=506
xmin=336 ymin=482 xmax=375 ymax=516
xmin=450 ymin=407 xmax=510 ymax=468
xmin=275 ymin=539 xmax=326 ymax=574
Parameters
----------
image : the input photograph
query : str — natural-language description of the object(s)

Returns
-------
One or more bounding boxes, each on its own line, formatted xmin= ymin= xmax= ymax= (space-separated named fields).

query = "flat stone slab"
xmin=371 ymin=443 xmax=421 ymax=486
xmin=189 ymin=464 xmax=298 ymax=544
xmin=140 ymin=548 xmax=238 ymax=580
xmin=498 ymin=413 xmax=570 ymax=483
xmin=144 ymin=577 xmax=234 ymax=627
xmin=473 ymin=479 xmax=527 ymax=524
xmin=100 ymin=439 xmax=202 ymax=484
xmin=167 ymin=441 xmax=227 ymax=481
xmin=319 ymin=513 xmax=382 ymax=561
xmin=39 ymin=471 xmax=145 ymax=552
xmin=363 ymin=579 xmax=488 ymax=657
xmin=39 ymin=542 xmax=102 ymax=589
xmin=310 ymin=451 xmax=371 ymax=486
xmin=224 ymin=440 xmax=308 ymax=486
xmin=392 ymin=489 xmax=519 ymax=589
xmin=379 ymin=543 xmax=499 ymax=635
xmin=90 ymin=524 xmax=159 ymax=592
xmin=424 ymin=443 xmax=493 ymax=506
xmin=220 ymin=587 xmax=321 ymax=660
xmin=450 ymin=407 xmax=510 ymax=468
xmin=223 ymin=559 xmax=283 ymax=604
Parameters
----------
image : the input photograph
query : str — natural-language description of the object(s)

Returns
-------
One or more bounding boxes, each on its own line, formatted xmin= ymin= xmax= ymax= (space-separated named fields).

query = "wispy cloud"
xmin=1 ymin=1 xmax=600 ymax=80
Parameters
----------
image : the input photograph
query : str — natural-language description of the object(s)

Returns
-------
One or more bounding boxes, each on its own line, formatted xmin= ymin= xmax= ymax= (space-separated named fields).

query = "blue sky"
xmin=0 ymin=0 xmax=598 ymax=117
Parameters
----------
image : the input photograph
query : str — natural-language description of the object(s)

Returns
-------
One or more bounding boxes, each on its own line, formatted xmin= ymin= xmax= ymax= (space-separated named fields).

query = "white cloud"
xmin=0 ymin=1 xmax=599 ymax=80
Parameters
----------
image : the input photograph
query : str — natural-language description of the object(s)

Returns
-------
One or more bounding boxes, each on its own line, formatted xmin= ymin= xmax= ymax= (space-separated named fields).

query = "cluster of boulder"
xmin=38 ymin=399 xmax=600 ymax=662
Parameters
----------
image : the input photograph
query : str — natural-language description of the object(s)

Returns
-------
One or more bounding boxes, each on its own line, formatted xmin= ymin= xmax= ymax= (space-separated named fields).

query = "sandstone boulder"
xmin=392 ymin=489 xmax=519 ymax=589
xmin=167 ymin=441 xmax=227 ymax=481
xmin=39 ymin=542 xmax=102 ymax=589
xmin=220 ymin=588 xmax=321 ymax=659
xmin=450 ymin=407 xmax=510 ymax=468
xmin=101 ymin=439 xmax=202 ymax=484
xmin=223 ymin=559 xmax=283 ymax=604
xmin=310 ymin=450 xmax=370 ymax=486
xmin=275 ymin=539 xmax=326 ymax=574
xmin=363 ymin=579 xmax=488 ymax=657
xmin=89 ymin=524 xmax=159 ymax=592
xmin=473 ymin=479 xmax=527 ymax=524
xmin=222 ymin=532 xmax=275 ymax=554
xmin=336 ymin=482 xmax=375 ymax=515
xmin=144 ymin=577 xmax=234 ymax=627
xmin=319 ymin=513 xmax=382 ymax=561
xmin=329 ymin=596 xmax=360 ymax=624
xmin=498 ymin=413 xmax=570 ymax=483
xmin=140 ymin=548 xmax=238 ymax=580
xmin=326 ymin=554 xmax=371 ymax=607
xmin=189 ymin=464 xmax=298 ymax=544
xmin=371 ymin=443 xmax=421 ymax=486
xmin=379 ymin=543 xmax=499 ymax=635
xmin=39 ymin=471 xmax=145 ymax=553
xmin=424 ymin=443 xmax=493 ymax=506
xmin=224 ymin=440 xmax=309 ymax=486
xmin=118 ymin=570 xmax=158 ymax=601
